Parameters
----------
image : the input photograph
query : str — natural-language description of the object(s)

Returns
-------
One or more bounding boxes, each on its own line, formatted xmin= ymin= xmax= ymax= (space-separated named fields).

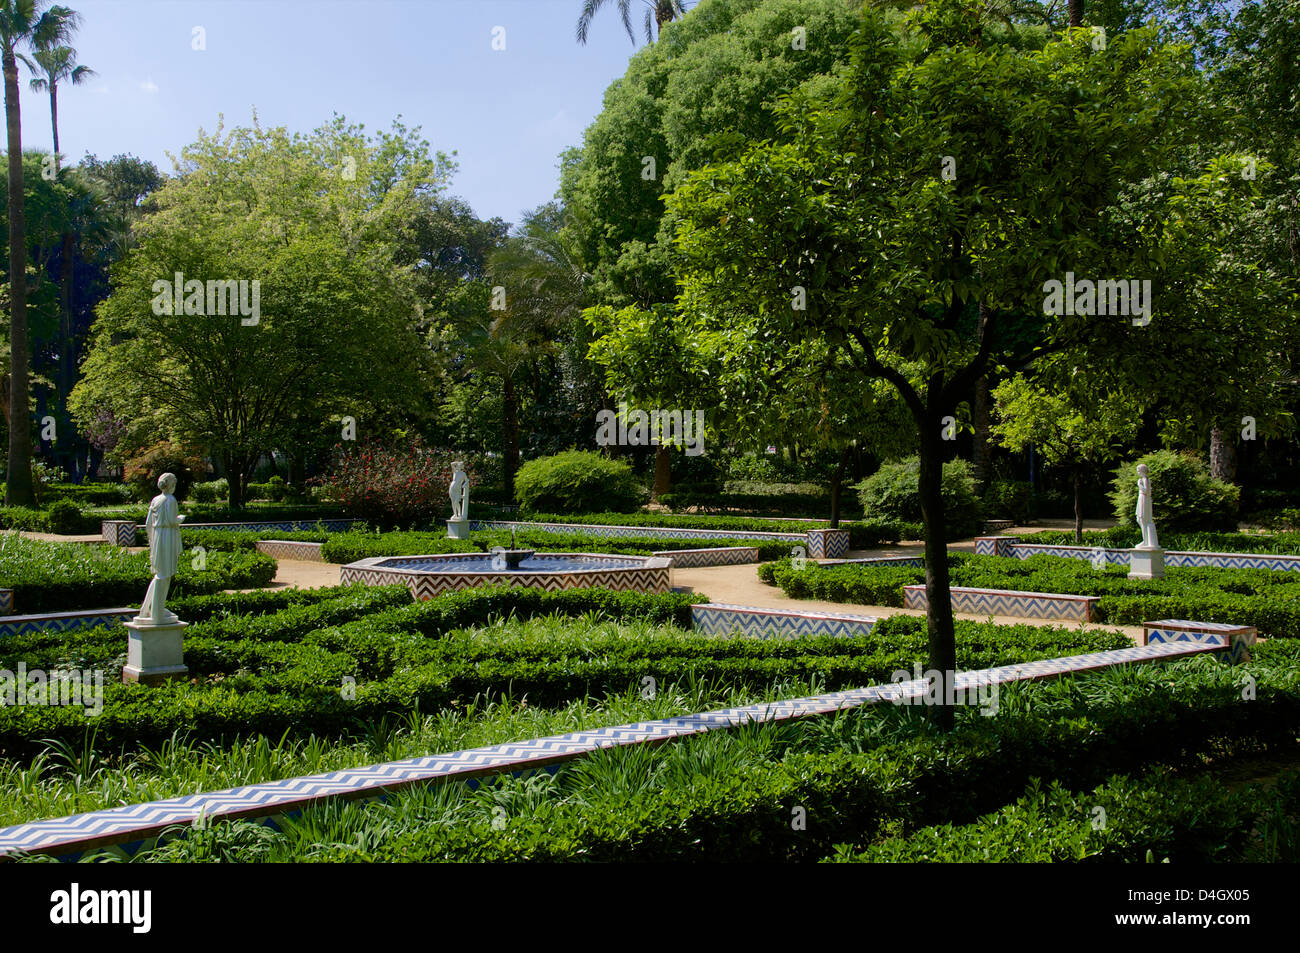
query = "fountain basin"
xmin=340 ymin=552 xmax=672 ymax=600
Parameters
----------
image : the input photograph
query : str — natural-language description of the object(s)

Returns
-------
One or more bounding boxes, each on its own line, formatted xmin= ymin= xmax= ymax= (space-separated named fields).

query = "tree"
xmin=991 ymin=364 xmax=1141 ymax=542
xmin=1 ymin=0 xmax=78 ymax=505
xmin=670 ymin=4 xmax=1198 ymax=727
xmin=577 ymin=0 xmax=689 ymax=46
xmin=23 ymin=40 xmax=91 ymax=170
xmin=70 ymin=117 xmax=446 ymax=505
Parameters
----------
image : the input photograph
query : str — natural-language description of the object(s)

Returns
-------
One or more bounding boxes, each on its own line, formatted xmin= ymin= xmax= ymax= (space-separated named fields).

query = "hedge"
xmin=0 ymin=594 xmax=1129 ymax=757
xmin=140 ymin=642 xmax=1300 ymax=862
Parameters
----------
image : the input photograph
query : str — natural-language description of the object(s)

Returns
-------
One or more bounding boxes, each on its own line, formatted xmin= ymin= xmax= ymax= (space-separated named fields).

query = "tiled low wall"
xmin=255 ymin=540 xmax=327 ymax=562
xmin=652 ymin=547 xmax=760 ymax=568
xmin=101 ymin=520 xmax=136 ymax=546
xmin=1143 ymin=619 xmax=1256 ymax=664
xmin=0 ymin=590 xmax=11 ymax=614
xmin=821 ymin=555 xmax=924 ymax=568
xmin=903 ymin=585 xmax=1099 ymax=622
xmin=0 ymin=608 xmax=136 ymax=638
xmin=691 ymin=603 xmax=877 ymax=639
xmin=473 ymin=520 xmax=806 ymax=542
xmin=0 ymin=638 xmax=1236 ymax=860
xmin=976 ymin=537 xmax=1300 ymax=573
xmin=183 ymin=519 xmax=358 ymax=533
xmin=340 ymin=554 xmax=672 ymax=600
xmin=806 ymin=528 xmax=850 ymax=559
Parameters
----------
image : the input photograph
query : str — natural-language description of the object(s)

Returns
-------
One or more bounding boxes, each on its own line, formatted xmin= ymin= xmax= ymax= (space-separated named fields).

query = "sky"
xmin=28 ymin=0 xmax=650 ymax=225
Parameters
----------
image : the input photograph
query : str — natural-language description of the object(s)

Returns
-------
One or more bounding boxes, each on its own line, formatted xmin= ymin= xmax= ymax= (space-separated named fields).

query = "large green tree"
xmin=71 ymin=117 xmax=446 ymax=505
xmin=670 ymin=4 xmax=1198 ymax=727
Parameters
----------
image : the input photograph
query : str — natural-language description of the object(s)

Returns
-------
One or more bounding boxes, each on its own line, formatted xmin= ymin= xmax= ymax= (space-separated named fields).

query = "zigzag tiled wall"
xmin=254 ymin=540 xmax=327 ymax=562
xmin=1143 ymin=618 xmax=1256 ymax=664
xmin=691 ymin=603 xmax=876 ymax=639
xmin=0 ymin=590 xmax=11 ymax=614
xmin=101 ymin=520 xmax=137 ymax=546
xmin=822 ymin=555 xmax=924 ymax=568
xmin=652 ymin=547 xmax=760 ymax=568
xmin=903 ymin=585 xmax=1099 ymax=622
xmin=473 ymin=520 xmax=806 ymax=542
xmin=806 ymin=529 xmax=850 ymax=559
xmin=340 ymin=555 xmax=671 ymax=600
xmin=0 ymin=638 xmax=1235 ymax=860
xmin=0 ymin=608 xmax=136 ymax=638
xmin=977 ymin=537 xmax=1300 ymax=573
xmin=183 ymin=519 xmax=358 ymax=533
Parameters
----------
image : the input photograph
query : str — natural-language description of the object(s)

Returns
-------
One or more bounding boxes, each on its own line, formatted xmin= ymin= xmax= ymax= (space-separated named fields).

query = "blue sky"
xmin=27 ymin=0 xmax=648 ymax=224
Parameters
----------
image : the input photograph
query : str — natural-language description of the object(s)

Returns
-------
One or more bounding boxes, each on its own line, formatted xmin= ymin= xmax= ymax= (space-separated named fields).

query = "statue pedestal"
xmin=1129 ymin=547 xmax=1166 ymax=580
xmin=122 ymin=620 xmax=188 ymax=685
xmin=446 ymin=518 xmax=470 ymax=540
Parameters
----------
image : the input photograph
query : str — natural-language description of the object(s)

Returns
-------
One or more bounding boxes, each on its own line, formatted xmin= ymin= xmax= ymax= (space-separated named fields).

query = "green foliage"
xmin=514 ymin=451 xmax=643 ymax=514
xmin=982 ymin=480 xmax=1034 ymax=523
xmin=857 ymin=457 xmax=984 ymax=537
xmin=0 ymin=536 xmax=276 ymax=613
xmin=1111 ymin=450 xmax=1239 ymax=532
xmin=43 ymin=500 xmax=82 ymax=536
xmin=190 ymin=479 xmax=229 ymax=504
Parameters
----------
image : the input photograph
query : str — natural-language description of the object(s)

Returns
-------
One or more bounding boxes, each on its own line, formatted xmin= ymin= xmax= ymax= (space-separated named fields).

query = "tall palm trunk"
xmin=48 ymin=81 xmax=56 ymax=159
xmin=1068 ymin=0 xmax=1083 ymax=27
xmin=4 ymin=45 xmax=34 ymax=505
xmin=503 ymin=375 xmax=520 ymax=502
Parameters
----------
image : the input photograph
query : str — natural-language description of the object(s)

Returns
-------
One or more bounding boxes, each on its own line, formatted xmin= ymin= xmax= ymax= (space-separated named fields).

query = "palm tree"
xmin=1 ymin=0 xmax=79 ymax=505
xmin=576 ymin=0 xmax=688 ymax=46
xmin=23 ymin=43 xmax=93 ymax=171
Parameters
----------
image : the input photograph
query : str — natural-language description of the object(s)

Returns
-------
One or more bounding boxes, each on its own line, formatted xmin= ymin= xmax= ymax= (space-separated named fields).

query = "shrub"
xmin=514 ymin=451 xmax=643 ymax=514
xmin=190 ymin=479 xmax=229 ymax=504
xmin=983 ymin=480 xmax=1035 ymax=524
xmin=123 ymin=442 xmax=205 ymax=502
xmin=1110 ymin=450 xmax=1239 ymax=533
xmin=315 ymin=439 xmax=458 ymax=528
xmin=44 ymin=500 xmax=83 ymax=535
xmin=266 ymin=475 xmax=286 ymax=502
xmin=857 ymin=457 xmax=985 ymax=537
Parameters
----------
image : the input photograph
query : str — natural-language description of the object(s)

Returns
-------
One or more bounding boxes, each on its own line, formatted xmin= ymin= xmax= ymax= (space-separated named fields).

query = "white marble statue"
xmin=136 ymin=473 xmax=185 ymax=625
xmin=1135 ymin=463 xmax=1159 ymax=550
xmin=449 ymin=460 xmax=469 ymax=522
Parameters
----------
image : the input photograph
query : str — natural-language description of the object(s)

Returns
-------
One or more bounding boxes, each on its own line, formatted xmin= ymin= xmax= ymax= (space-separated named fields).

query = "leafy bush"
xmin=1111 ymin=450 xmax=1239 ymax=533
xmin=44 ymin=500 xmax=83 ymax=536
xmin=982 ymin=480 xmax=1035 ymax=524
xmin=190 ymin=479 xmax=229 ymax=504
xmin=315 ymin=439 xmax=459 ymax=528
xmin=122 ymin=441 xmax=205 ymax=502
xmin=514 ymin=451 xmax=643 ymax=514
xmin=857 ymin=457 xmax=985 ymax=537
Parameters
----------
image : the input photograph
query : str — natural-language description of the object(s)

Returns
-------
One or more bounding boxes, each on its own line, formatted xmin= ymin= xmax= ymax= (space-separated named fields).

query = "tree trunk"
xmin=5 ymin=49 xmax=35 ymax=506
xmin=1073 ymin=468 xmax=1084 ymax=545
xmin=224 ymin=455 xmax=247 ymax=508
xmin=829 ymin=444 xmax=848 ymax=528
xmin=58 ymin=229 xmax=76 ymax=474
xmin=918 ymin=418 xmax=957 ymax=732
xmin=502 ymin=375 xmax=520 ymax=502
xmin=1068 ymin=0 xmax=1083 ymax=27
xmin=652 ymin=445 xmax=672 ymax=498
xmin=971 ymin=370 xmax=991 ymax=494
xmin=50 ymin=85 xmax=59 ymax=168
xmin=1209 ymin=425 xmax=1237 ymax=483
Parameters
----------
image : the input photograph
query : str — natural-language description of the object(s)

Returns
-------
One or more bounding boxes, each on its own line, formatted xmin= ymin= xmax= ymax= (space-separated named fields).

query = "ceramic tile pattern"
xmin=0 ymin=637 xmax=1231 ymax=860
xmin=339 ymin=554 xmax=671 ymax=600
xmin=691 ymin=602 xmax=877 ymax=638
xmin=473 ymin=520 xmax=806 ymax=542
xmin=0 ymin=589 xmax=11 ymax=613
xmin=651 ymin=547 xmax=760 ymax=568
xmin=806 ymin=529 xmax=850 ymax=559
xmin=254 ymin=540 xmax=327 ymax=562
xmin=101 ymin=520 xmax=137 ymax=546
xmin=0 ymin=608 xmax=136 ymax=638
xmin=979 ymin=537 xmax=1300 ymax=573
xmin=903 ymin=585 xmax=1098 ymax=622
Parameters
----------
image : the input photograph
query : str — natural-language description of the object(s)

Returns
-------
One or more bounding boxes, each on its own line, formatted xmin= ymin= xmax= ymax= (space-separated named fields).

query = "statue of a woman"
xmin=449 ymin=461 xmax=469 ymax=522
xmin=1135 ymin=463 xmax=1159 ymax=550
xmin=136 ymin=473 xmax=185 ymax=625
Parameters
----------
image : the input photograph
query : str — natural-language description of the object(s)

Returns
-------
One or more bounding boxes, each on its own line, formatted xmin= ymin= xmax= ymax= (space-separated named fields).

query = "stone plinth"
xmin=446 ymin=518 xmax=470 ymax=540
xmin=1129 ymin=547 xmax=1166 ymax=580
xmin=122 ymin=620 xmax=188 ymax=685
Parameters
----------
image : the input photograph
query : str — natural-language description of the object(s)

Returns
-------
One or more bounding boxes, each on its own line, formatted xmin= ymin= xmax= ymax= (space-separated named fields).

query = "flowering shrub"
xmin=316 ymin=440 xmax=461 ymax=528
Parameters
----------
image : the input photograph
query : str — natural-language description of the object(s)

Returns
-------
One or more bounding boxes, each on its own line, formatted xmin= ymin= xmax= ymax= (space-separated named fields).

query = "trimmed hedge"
xmin=0 ymin=536 xmax=277 ymax=613
xmin=515 ymin=451 xmax=643 ymax=514
xmin=0 ymin=592 xmax=1129 ymax=757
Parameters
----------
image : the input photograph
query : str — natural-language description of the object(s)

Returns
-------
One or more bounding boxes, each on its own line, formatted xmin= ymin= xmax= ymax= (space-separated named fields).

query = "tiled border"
xmin=255 ymin=540 xmax=327 ymax=562
xmin=0 ymin=638 xmax=1230 ymax=860
xmin=821 ymin=555 xmax=924 ymax=568
xmin=1142 ymin=618 xmax=1257 ymax=664
xmin=182 ymin=519 xmax=358 ymax=533
xmin=692 ymin=602 xmax=876 ymax=639
xmin=0 ymin=590 xmax=11 ymax=614
xmin=473 ymin=520 xmax=806 ymax=542
xmin=652 ymin=546 xmax=760 ymax=568
xmin=806 ymin=529 xmax=850 ymax=559
xmin=340 ymin=553 xmax=672 ymax=599
xmin=101 ymin=520 xmax=136 ymax=546
xmin=979 ymin=537 xmax=1300 ymax=573
xmin=903 ymin=585 xmax=1098 ymax=622
xmin=0 ymin=608 xmax=136 ymax=638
